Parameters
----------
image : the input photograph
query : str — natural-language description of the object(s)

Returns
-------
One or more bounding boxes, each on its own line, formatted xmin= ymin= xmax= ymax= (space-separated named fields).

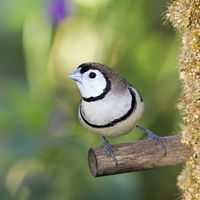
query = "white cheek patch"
xmin=77 ymin=70 xmax=107 ymax=98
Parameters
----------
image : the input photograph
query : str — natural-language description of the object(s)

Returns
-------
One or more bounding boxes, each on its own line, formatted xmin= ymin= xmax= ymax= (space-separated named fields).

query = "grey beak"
xmin=68 ymin=68 xmax=82 ymax=84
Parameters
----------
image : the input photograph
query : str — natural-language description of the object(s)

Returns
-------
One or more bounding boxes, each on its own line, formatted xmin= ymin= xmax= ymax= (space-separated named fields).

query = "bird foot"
xmin=136 ymin=125 xmax=166 ymax=155
xmin=102 ymin=137 xmax=118 ymax=163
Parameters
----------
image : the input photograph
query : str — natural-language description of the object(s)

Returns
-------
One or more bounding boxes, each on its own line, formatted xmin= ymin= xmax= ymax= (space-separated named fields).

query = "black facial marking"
xmin=78 ymin=63 xmax=91 ymax=74
xmin=80 ymin=88 xmax=137 ymax=128
xmin=78 ymin=62 xmax=111 ymax=102
xmin=82 ymin=76 xmax=111 ymax=102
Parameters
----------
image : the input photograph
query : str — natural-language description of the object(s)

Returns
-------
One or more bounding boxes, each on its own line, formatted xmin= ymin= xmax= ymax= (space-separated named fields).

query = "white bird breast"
xmin=79 ymin=88 xmax=144 ymax=138
xmin=81 ymin=90 xmax=132 ymax=125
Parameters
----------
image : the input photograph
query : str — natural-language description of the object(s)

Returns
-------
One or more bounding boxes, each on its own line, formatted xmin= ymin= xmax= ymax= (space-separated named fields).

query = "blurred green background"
xmin=0 ymin=0 xmax=183 ymax=199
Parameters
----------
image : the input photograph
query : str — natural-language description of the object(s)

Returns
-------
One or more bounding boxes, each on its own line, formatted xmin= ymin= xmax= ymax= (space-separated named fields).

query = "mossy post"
xmin=167 ymin=0 xmax=200 ymax=199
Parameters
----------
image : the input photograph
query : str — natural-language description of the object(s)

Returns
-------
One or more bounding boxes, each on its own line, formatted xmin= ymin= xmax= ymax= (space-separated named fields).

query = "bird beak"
xmin=68 ymin=68 xmax=82 ymax=84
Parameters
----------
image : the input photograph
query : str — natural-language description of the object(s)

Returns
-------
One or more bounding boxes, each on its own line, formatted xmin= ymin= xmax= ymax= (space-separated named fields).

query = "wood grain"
xmin=88 ymin=135 xmax=192 ymax=177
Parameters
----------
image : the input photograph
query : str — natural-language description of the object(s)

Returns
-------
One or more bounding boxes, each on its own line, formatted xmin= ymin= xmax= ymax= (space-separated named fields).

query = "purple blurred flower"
xmin=47 ymin=0 xmax=70 ymax=24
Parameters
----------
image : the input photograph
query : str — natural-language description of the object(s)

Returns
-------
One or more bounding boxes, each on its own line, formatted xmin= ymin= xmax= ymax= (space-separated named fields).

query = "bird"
xmin=69 ymin=62 xmax=166 ymax=163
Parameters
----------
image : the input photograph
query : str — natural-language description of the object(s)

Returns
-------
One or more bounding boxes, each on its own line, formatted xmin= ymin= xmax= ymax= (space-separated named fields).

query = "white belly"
xmin=78 ymin=87 xmax=144 ymax=138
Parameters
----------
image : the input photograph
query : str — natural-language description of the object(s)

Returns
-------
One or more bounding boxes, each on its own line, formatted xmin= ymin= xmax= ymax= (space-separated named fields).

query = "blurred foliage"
xmin=0 ymin=0 xmax=182 ymax=199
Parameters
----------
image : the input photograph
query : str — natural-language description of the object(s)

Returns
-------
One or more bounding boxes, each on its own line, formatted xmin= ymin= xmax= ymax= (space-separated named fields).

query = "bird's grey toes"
xmin=102 ymin=137 xmax=117 ymax=163
xmin=144 ymin=131 xmax=166 ymax=155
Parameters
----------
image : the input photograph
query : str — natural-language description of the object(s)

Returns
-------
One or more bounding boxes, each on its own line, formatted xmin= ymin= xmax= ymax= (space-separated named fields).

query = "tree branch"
xmin=88 ymin=135 xmax=191 ymax=177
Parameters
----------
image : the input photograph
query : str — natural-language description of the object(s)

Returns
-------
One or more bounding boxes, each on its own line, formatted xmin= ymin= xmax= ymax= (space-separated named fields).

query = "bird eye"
xmin=89 ymin=72 xmax=96 ymax=78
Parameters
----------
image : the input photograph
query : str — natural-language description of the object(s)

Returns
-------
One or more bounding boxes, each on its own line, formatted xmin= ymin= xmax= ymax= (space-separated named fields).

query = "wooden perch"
xmin=88 ymin=135 xmax=192 ymax=177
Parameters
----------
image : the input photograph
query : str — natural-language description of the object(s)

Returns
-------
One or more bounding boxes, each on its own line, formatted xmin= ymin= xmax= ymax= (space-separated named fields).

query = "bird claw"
xmin=136 ymin=125 xmax=166 ymax=155
xmin=144 ymin=131 xmax=166 ymax=155
xmin=102 ymin=137 xmax=117 ymax=163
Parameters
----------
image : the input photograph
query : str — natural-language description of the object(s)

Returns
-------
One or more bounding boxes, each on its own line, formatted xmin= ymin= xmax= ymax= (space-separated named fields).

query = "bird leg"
xmin=136 ymin=124 xmax=166 ymax=155
xmin=102 ymin=137 xmax=118 ymax=163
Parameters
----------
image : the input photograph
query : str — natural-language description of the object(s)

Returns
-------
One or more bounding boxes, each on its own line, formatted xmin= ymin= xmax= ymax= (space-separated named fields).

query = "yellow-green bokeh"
xmin=0 ymin=0 xmax=182 ymax=199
